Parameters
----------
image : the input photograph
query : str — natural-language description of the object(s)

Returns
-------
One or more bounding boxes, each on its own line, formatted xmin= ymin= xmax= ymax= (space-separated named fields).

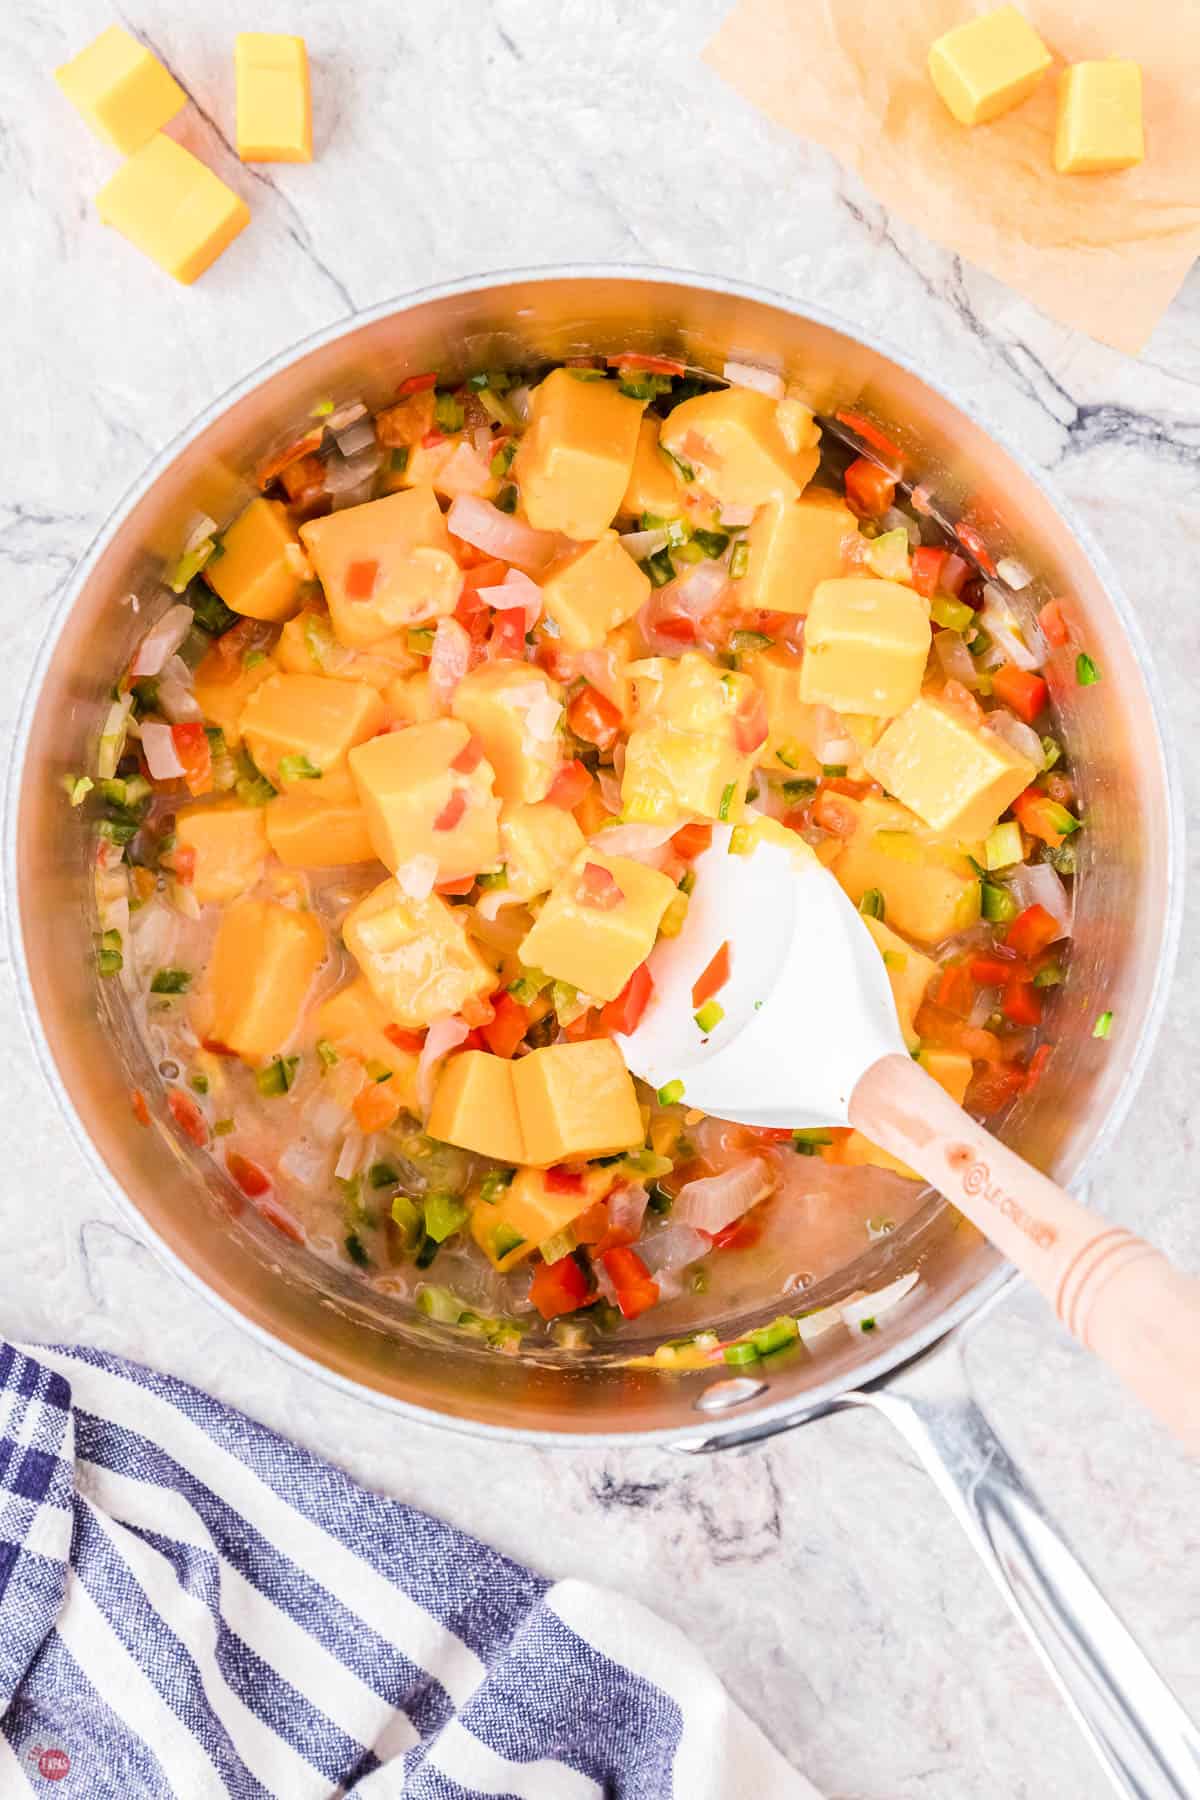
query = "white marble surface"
xmin=4 ymin=2 xmax=1200 ymax=1795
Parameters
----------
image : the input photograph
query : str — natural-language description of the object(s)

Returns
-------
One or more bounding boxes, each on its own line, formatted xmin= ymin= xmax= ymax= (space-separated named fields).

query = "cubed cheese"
xmin=299 ymin=487 xmax=463 ymax=649
xmin=264 ymin=775 xmax=378 ymax=867
xmin=202 ymin=898 xmax=325 ymax=1061
xmin=175 ymin=800 xmax=267 ymax=904
xmin=538 ymin=532 xmax=651 ymax=651
xmin=861 ymin=915 xmax=938 ymax=1052
xmin=622 ymin=653 xmax=759 ymax=823
xmin=928 ymin=5 xmax=1051 ymax=126
xmin=427 ymin=1051 xmax=525 ymax=1164
xmin=518 ymin=849 xmax=676 ymax=1001
xmin=95 ymin=135 xmax=250 ymax=285
xmin=55 ymin=24 xmax=185 ymax=154
xmin=193 ymin=645 xmax=277 ymax=747
xmin=276 ymin=610 xmax=413 ymax=688
xmin=375 ymin=390 xmax=436 ymax=449
xmin=620 ymin=416 xmax=687 ymax=519
xmin=499 ymin=801 xmax=585 ymax=902
xmin=384 ymin=671 xmax=439 ymax=726
xmin=864 ymin=696 xmax=1037 ymax=841
xmin=744 ymin=646 xmax=821 ymax=778
xmin=348 ymin=719 xmax=501 ymax=882
xmin=234 ymin=32 xmax=311 ymax=163
xmin=659 ymin=388 xmax=819 ymax=511
xmin=313 ymin=978 xmax=419 ymax=1109
xmin=512 ymin=369 xmax=644 ymax=538
xmin=208 ymin=498 xmax=307 ymax=623
xmin=800 ymin=577 xmax=930 ymax=717
xmin=343 ymin=880 xmax=495 ymax=1027
xmin=838 ymin=1046 xmax=973 ymax=1179
xmin=451 ymin=663 xmax=564 ymax=804
xmin=740 ymin=490 xmax=856 ymax=615
xmin=239 ymin=673 xmax=385 ymax=788
xmin=1054 ymin=61 xmax=1144 ymax=174
xmin=831 ymin=794 xmax=981 ymax=945
xmin=470 ymin=1165 xmax=617 ymax=1268
xmin=512 ymin=1039 xmax=644 ymax=1166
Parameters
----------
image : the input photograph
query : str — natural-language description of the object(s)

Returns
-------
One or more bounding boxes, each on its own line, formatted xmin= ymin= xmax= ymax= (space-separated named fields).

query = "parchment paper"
xmin=705 ymin=0 xmax=1200 ymax=352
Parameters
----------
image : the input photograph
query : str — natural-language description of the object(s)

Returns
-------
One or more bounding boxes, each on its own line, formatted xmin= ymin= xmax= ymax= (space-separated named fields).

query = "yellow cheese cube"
xmin=276 ymin=609 xmax=413 ymax=689
xmin=343 ymin=880 xmax=495 ymax=1027
xmin=538 ymin=532 xmax=651 ymax=651
xmin=56 ymin=24 xmax=185 ymax=154
xmin=300 ymin=487 xmax=463 ymax=649
xmin=499 ymin=801 xmax=585 ymax=902
xmin=512 ymin=1039 xmax=644 ymax=1166
xmin=832 ymin=794 xmax=981 ymax=945
xmin=264 ymin=782 xmax=377 ymax=867
xmin=203 ymin=898 xmax=325 ymax=1061
xmin=740 ymin=491 xmax=856 ymax=616
xmin=1054 ymin=61 xmax=1144 ymax=174
xmin=239 ymin=672 xmax=385 ymax=788
xmin=427 ymin=1052 xmax=525 ymax=1164
xmin=800 ymin=577 xmax=931 ymax=718
xmin=95 ymin=135 xmax=250 ymax=286
xmin=928 ymin=5 xmax=1051 ymax=126
xmin=175 ymin=800 xmax=267 ymax=904
xmin=208 ymin=498 xmax=307 ymax=624
xmin=375 ymin=390 xmax=436 ymax=450
xmin=518 ymin=849 xmax=676 ymax=1002
xmin=512 ymin=370 xmax=644 ymax=539
xmin=840 ymin=1046 xmax=973 ymax=1179
xmin=451 ymin=663 xmax=565 ymax=804
xmin=622 ymin=723 xmax=750 ymax=825
xmin=620 ymin=416 xmax=687 ymax=519
xmin=384 ymin=671 xmax=440 ymax=726
xmin=744 ymin=647 xmax=821 ymax=778
xmin=348 ymin=719 xmax=501 ymax=882
xmin=861 ymin=915 xmax=938 ymax=1052
xmin=235 ymin=33 xmax=312 ymax=164
xmin=470 ymin=1165 xmax=615 ymax=1269
xmin=659 ymin=388 xmax=820 ymax=511
xmin=864 ymin=696 xmax=1037 ymax=841
xmin=313 ymin=978 xmax=419 ymax=1109
xmin=193 ymin=645 xmax=277 ymax=748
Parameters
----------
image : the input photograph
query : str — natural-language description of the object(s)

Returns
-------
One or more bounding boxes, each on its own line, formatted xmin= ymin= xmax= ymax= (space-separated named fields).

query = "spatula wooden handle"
xmin=850 ymin=1054 xmax=1200 ymax=1454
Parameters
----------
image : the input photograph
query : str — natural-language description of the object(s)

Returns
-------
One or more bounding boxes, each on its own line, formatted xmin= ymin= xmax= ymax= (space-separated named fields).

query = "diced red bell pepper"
xmin=434 ymin=789 xmax=467 ymax=832
xmin=910 ymin=546 xmax=947 ymax=599
xmin=451 ymin=736 xmax=484 ymax=774
xmin=970 ymin=953 xmax=1028 ymax=987
xmin=733 ymin=689 xmax=769 ymax=756
xmin=652 ymin=612 xmax=698 ymax=645
xmin=384 ymin=1023 xmax=427 ymax=1053
xmin=1012 ymin=789 xmax=1073 ymax=848
xmin=834 ymin=410 xmax=903 ymax=467
xmin=353 ymin=1082 xmax=403 ymax=1133
xmin=812 ymin=789 xmax=859 ymax=837
xmin=545 ymin=1165 xmax=586 ymax=1196
xmin=172 ymin=722 xmax=213 ymax=797
xmin=529 ymin=1254 xmax=594 ymax=1320
xmin=1023 ymin=1042 xmax=1053 ymax=1091
xmin=671 ymin=822 xmax=713 ymax=860
xmin=844 ymin=457 xmax=896 ymax=517
xmin=172 ymin=844 xmax=196 ymax=886
xmin=692 ymin=940 xmax=731 ymax=1009
xmin=1001 ymin=979 xmax=1043 ymax=1027
xmin=941 ymin=678 xmax=983 ymax=726
xmin=395 ymin=371 xmax=438 ymax=399
xmin=226 ymin=1151 xmax=272 ymax=1199
xmin=257 ymin=1197 xmax=306 ymax=1245
xmin=567 ymin=684 xmax=623 ymax=751
xmin=421 ymin=429 xmax=447 ymax=449
xmin=1038 ymin=598 xmax=1072 ymax=649
xmin=130 ymin=1088 xmax=150 ymax=1127
xmin=992 ymin=664 xmax=1048 ymax=725
xmin=482 ymin=991 xmax=530 ymax=1059
xmin=459 ymin=557 xmax=509 ymax=597
xmin=167 ymin=1087 xmax=208 ymax=1147
xmin=711 ymin=1212 xmax=765 ymax=1251
xmin=435 ymin=875 xmax=475 ymax=895
xmin=1006 ymin=902 xmax=1062 ymax=959
xmin=345 ymin=559 xmax=379 ymax=600
xmin=546 ymin=759 xmax=592 ymax=809
xmin=606 ymin=353 xmax=686 ymax=375
xmin=563 ymin=1008 xmax=601 ymax=1041
xmin=967 ymin=1060 xmax=1027 ymax=1116
xmin=578 ymin=861 xmax=624 ymax=909
xmin=460 ymin=993 xmax=496 ymax=1028
xmin=601 ymin=1246 xmax=661 ymax=1319
xmin=597 ymin=962 xmax=654 ymax=1035
xmin=939 ymin=552 xmax=971 ymax=598
xmin=487 ymin=611 xmax=526 ymax=661
xmin=954 ymin=521 xmax=998 ymax=578
xmin=936 ymin=961 xmax=975 ymax=1018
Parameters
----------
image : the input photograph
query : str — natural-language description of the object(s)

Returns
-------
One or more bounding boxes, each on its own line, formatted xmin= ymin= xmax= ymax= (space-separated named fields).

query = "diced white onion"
xmin=182 ymin=515 xmax=218 ymax=557
xmin=796 ymin=1305 xmax=843 ymax=1346
xmin=574 ymin=648 xmax=622 ymax=705
xmin=674 ymin=560 xmax=729 ymax=615
xmin=588 ymin=820 xmax=678 ymax=861
xmin=607 ymin=1180 xmax=649 ymax=1243
xmin=597 ymin=767 xmax=623 ymax=814
xmin=477 ymin=568 xmax=543 ymax=631
xmin=447 ymin=496 xmax=560 ymax=572
xmin=1007 ymin=860 xmax=1072 ymax=934
xmin=618 ymin=528 xmax=669 ymax=561
xmin=996 ymin=556 xmax=1032 ymax=591
xmin=881 ymin=507 xmax=921 ymax=549
xmin=158 ymin=674 xmax=203 ymax=723
xmin=416 ymin=1015 xmax=471 ymax=1117
xmin=325 ymin=446 xmax=382 ymax=494
xmin=723 ymin=359 xmax=785 ymax=399
xmin=810 ymin=705 xmax=855 ymax=766
xmin=335 ymin=417 xmax=376 ymax=458
xmin=508 ymin=386 xmax=533 ymax=423
xmin=334 ymin=1129 xmax=365 ymax=1181
xmin=428 ymin=617 xmax=471 ymax=709
xmin=934 ymin=630 xmax=982 ymax=691
xmin=717 ymin=504 xmax=756 ymax=527
xmin=985 ymin=708 xmax=1042 ymax=766
xmin=396 ymin=854 xmax=438 ymax=900
xmin=637 ymin=1220 xmax=710 ymax=1276
xmin=279 ymin=1137 xmax=329 ymax=1190
xmin=140 ymin=721 xmax=186 ymax=780
xmin=326 ymin=400 xmax=368 ymax=434
xmin=513 ymin=684 xmax=561 ymax=743
xmin=980 ymin=586 xmax=1047 ymax=674
xmin=472 ymin=425 xmax=493 ymax=457
xmin=674 ymin=1157 xmax=774 ymax=1235
xmin=968 ymin=988 xmax=994 ymax=1028
xmin=841 ymin=1271 xmax=920 ymax=1333
xmin=130 ymin=604 xmax=195 ymax=679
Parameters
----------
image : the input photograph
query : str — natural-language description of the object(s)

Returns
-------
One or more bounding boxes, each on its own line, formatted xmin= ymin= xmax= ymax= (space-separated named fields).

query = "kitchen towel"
xmin=0 ymin=1340 xmax=815 ymax=1799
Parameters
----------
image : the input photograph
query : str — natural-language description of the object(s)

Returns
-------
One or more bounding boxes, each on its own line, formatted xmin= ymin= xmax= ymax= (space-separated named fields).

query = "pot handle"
xmin=846 ymin=1334 xmax=1200 ymax=1799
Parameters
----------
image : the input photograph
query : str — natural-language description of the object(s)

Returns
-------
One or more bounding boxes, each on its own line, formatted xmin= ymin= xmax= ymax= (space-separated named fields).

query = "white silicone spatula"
xmin=619 ymin=828 xmax=1200 ymax=1452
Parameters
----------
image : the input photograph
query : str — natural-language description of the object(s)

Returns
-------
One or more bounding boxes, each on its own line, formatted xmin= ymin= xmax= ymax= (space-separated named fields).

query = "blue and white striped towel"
xmin=0 ymin=1341 xmax=816 ymax=1798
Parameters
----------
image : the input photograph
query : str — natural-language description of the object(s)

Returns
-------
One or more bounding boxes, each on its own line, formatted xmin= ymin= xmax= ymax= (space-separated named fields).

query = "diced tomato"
xmin=567 ymin=684 xmax=622 ymax=751
xmin=1006 ymin=902 xmax=1062 ymax=959
xmin=130 ymin=1088 xmax=150 ymax=1127
xmin=812 ymin=789 xmax=859 ymax=836
xmin=529 ymin=1254 xmax=594 ymax=1320
xmin=578 ymin=861 xmax=624 ymax=910
xmin=172 ymin=845 xmax=196 ymax=886
xmin=278 ymin=453 xmax=327 ymax=505
xmin=257 ymin=1197 xmax=306 ymax=1245
xmin=970 ymin=954 xmax=1027 ymax=987
xmin=844 ymin=457 xmax=896 ymax=517
xmin=939 ymin=552 xmax=971 ymax=598
xmin=1001 ymin=979 xmax=1043 ymax=1027
xmin=992 ymin=664 xmax=1048 ymax=725
xmin=733 ymin=689 xmax=769 ymax=756
xmin=483 ymin=991 xmax=530 ymax=1059
xmin=936 ymin=961 xmax=975 ymax=1018
xmin=345 ymin=559 xmax=379 ymax=600
xmin=941 ymin=678 xmax=983 ymax=726
xmin=434 ymin=789 xmax=467 ymax=832
xmin=460 ymin=993 xmax=496 ymax=1028
xmin=459 ymin=557 xmax=509 ymax=595
xmin=226 ymin=1151 xmax=272 ymax=1199
xmin=692 ymin=940 xmax=732 ymax=1009
xmin=606 ymin=353 xmax=686 ymax=375
xmin=563 ymin=1008 xmax=602 ymax=1041
xmin=834 ymin=409 xmax=903 ymax=467
xmin=671 ymin=822 xmax=713 ymax=860
xmin=212 ymin=616 xmax=268 ymax=671
xmin=384 ymin=1024 xmax=426 ymax=1053
xmin=435 ymin=875 xmax=475 ymax=895
xmin=353 ymin=1082 xmax=403 ymax=1133
xmin=449 ymin=534 xmax=496 ymax=571
xmin=954 ymin=522 xmax=997 ymax=578
xmin=547 ymin=759 xmax=592 ymax=809
xmin=597 ymin=962 xmax=654 ymax=1035
xmin=460 ymin=1028 xmax=487 ymax=1051
xmin=1024 ymin=1042 xmax=1053 ymax=1091
xmin=172 ymin=722 xmax=213 ymax=796
xmin=167 ymin=1087 xmax=208 ymax=1147
xmin=545 ymin=1166 xmax=586 ymax=1196
xmin=421 ymin=429 xmax=447 ymax=450
xmin=654 ymin=612 xmax=700 ymax=645
xmin=967 ymin=1060 xmax=1027 ymax=1116
xmin=910 ymin=546 xmax=947 ymax=599
xmin=395 ymin=371 xmax=438 ymax=399
xmin=957 ymin=1025 xmax=1005 ymax=1065
xmin=487 ymin=610 xmax=526 ymax=660
xmin=1039 ymin=598 xmax=1072 ymax=649
xmin=711 ymin=1211 xmax=765 ymax=1251
xmin=451 ymin=736 xmax=484 ymax=774
xmin=601 ymin=1246 xmax=660 ymax=1319
xmin=1013 ymin=788 xmax=1072 ymax=848
xmin=255 ymin=427 xmax=324 ymax=490
xmin=201 ymin=1036 xmax=237 ymax=1057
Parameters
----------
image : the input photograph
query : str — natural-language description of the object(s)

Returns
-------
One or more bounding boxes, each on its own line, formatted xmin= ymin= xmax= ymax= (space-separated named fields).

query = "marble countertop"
xmin=4 ymin=2 xmax=1199 ymax=1794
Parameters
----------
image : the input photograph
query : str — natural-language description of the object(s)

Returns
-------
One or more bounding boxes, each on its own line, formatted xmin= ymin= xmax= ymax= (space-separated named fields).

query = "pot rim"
xmin=5 ymin=262 xmax=1185 ymax=1447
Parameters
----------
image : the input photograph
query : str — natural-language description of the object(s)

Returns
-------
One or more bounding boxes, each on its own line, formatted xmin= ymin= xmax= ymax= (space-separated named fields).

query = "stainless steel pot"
xmin=7 ymin=269 xmax=1197 ymax=1797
